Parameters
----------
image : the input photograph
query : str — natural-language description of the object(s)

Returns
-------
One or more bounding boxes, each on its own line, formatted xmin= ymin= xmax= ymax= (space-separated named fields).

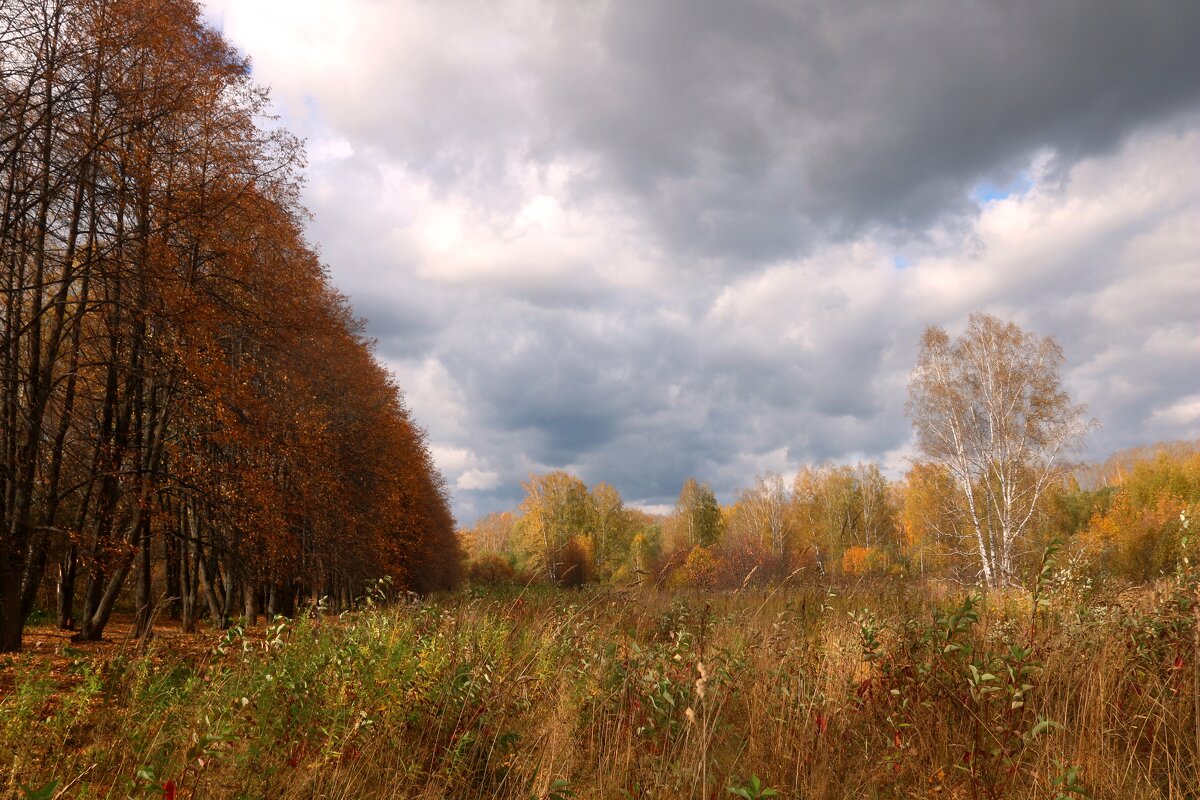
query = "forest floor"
xmin=1 ymin=579 xmax=1197 ymax=799
xmin=4 ymin=616 xmax=219 ymax=691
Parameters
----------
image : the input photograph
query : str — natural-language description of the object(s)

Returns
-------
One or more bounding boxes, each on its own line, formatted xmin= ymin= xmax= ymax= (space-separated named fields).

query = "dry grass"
xmin=1 ymin=576 xmax=1197 ymax=799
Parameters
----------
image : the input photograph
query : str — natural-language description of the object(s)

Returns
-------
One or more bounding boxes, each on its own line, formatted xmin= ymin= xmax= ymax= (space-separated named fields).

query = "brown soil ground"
xmin=0 ymin=614 xmax=238 ymax=695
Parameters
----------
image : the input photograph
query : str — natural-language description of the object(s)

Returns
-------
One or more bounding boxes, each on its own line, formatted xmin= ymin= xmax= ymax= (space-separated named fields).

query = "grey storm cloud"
xmin=546 ymin=0 xmax=1200 ymax=256
xmin=303 ymin=0 xmax=1200 ymax=258
xmin=207 ymin=0 xmax=1200 ymax=522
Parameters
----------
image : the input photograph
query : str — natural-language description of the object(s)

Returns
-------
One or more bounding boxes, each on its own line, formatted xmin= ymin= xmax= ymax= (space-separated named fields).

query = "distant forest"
xmin=462 ymin=438 xmax=1200 ymax=592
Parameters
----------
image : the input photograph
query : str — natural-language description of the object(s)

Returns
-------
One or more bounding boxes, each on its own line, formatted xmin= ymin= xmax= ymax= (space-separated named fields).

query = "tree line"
xmin=464 ymin=443 xmax=1199 ymax=592
xmin=0 ymin=0 xmax=461 ymax=652
xmin=462 ymin=463 xmax=913 ymax=589
xmin=462 ymin=315 xmax=1199 ymax=590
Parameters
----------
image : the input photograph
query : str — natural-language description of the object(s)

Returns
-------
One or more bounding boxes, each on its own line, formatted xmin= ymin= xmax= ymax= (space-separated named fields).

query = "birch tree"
xmin=907 ymin=313 xmax=1093 ymax=586
xmin=735 ymin=472 xmax=792 ymax=560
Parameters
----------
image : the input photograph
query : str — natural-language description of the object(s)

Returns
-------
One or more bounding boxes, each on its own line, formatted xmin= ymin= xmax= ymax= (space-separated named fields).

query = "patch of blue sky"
xmin=970 ymin=170 xmax=1035 ymax=205
xmin=892 ymin=255 xmax=911 ymax=270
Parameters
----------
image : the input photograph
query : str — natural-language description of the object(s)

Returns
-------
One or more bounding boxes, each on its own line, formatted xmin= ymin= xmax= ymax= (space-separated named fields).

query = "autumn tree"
xmin=907 ymin=313 xmax=1093 ymax=586
xmin=477 ymin=473 xmax=665 ymax=586
xmin=626 ymin=509 xmax=664 ymax=582
xmin=791 ymin=463 xmax=901 ymax=575
xmin=1079 ymin=450 xmax=1200 ymax=580
xmin=515 ymin=471 xmax=592 ymax=583
xmin=721 ymin=472 xmax=794 ymax=582
xmin=672 ymin=478 xmax=722 ymax=550
xmin=589 ymin=481 xmax=634 ymax=580
xmin=900 ymin=463 xmax=966 ymax=576
xmin=791 ymin=466 xmax=842 ymax=572
xmin=464 ymin=511 xmax=518 ymax=559
xmin=735 ymin=472 xmax=793 ymax=559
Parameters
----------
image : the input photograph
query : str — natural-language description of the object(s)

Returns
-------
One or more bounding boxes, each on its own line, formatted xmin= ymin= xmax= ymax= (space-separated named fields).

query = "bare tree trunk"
xmin=179 ymin=526 xmax=197 ymax=632
xmin=243 ymin=581 xmax=258 ymax=625
xmin=222 ymin=557 xmax=239 ymax=623
xmin=57 ymin=545 xmax=76 ymax=629
xmin=164 ymin=521 xmax=181 ymax=620
xmin=0 ymin=555 xmax=23 ymax=651
xmin=133 ymin=512 xmax=153 ymax=639
xmin=80 ymin=546 xmax=136 ymax=641
xmin=18 ymin=535 xmax=48 ymax=620
xmin=198 ymin=542 xmax=225 ymax=628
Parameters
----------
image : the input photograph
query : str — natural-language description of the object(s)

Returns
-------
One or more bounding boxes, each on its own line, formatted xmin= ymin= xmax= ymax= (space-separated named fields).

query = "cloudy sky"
xmin=202 ymin=0 xmax=1200 ymax=522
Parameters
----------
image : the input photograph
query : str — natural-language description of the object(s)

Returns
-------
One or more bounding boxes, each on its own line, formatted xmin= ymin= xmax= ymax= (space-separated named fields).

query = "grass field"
xmin=2 ymin=573 xmax=1197 ymax=799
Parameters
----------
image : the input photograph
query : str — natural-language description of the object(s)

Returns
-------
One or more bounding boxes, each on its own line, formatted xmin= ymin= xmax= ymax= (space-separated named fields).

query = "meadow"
xmin=3 ymin=559 xmax=1197 ymax=800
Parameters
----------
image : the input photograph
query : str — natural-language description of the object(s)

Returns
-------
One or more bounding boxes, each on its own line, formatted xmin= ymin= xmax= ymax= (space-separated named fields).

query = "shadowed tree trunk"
xmin=57 ymin=545 xmax=77 ymax=629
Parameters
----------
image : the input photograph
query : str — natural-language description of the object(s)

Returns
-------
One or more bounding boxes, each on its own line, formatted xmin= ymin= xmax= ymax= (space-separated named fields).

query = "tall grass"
xmin=1 ymin=573 xmax=1196 ymax=799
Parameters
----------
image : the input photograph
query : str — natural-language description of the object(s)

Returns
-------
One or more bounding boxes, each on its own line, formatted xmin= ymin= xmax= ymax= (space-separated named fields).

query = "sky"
xmin=201 ymin=0 xmax=1200 ymax=523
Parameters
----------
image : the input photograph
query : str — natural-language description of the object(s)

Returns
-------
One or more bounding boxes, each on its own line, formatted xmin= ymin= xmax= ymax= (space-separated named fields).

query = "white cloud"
xmin=630 ymin=503 xmax=673 ymax=517
xmin=458 ymin=469 xmax=502 ymax=492
xmin=1149 ymin=395 xmax=1200 ymax=431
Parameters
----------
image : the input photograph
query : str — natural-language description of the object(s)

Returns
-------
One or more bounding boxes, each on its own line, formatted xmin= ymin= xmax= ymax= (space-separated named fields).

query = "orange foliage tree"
xmin=0 ymin=0 xmax=459 ymax=651
xmin=1079 ymin=451 xmax=1200 ymax=580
